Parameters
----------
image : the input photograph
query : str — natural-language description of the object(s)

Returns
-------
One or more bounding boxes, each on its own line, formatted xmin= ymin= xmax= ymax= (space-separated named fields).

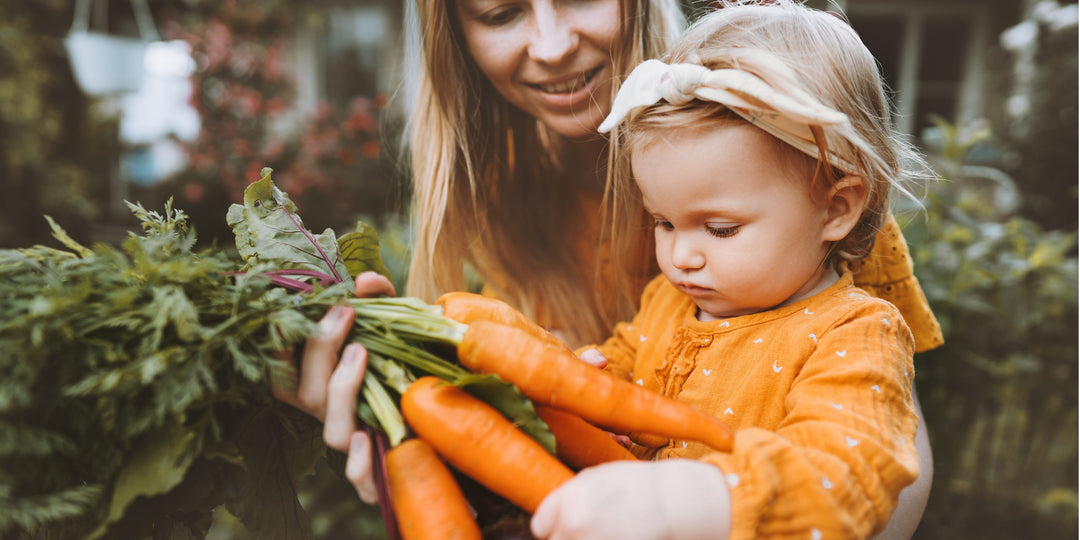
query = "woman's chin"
xmin=539 ymin=110 xmax=608 ymax=140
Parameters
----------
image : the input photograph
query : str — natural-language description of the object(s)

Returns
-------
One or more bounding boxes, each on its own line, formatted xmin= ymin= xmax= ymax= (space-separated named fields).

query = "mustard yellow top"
xmin=593 ymin=272 xmax=920 ymax=539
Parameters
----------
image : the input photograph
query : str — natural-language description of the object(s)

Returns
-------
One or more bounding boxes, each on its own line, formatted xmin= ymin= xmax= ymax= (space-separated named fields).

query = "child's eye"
xmin=653 ymin=218 xmax=674 ymax=231
xmin=706 ymin=224 xmax=740 ymax=238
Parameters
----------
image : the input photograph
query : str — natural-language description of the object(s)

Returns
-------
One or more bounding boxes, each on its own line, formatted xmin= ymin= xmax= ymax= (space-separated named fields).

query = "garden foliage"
xmin=902 ymin=121 xmax=1078 ymax=539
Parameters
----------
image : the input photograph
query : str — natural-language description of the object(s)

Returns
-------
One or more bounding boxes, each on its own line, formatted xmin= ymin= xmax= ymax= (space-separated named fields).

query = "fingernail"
xmin=318 ymin=306 xmax=343 ymax=334
xmin=340 ymin=345 xmax=359 ymax=369
xmin=340 ymin=344 xmax=365 ymax=374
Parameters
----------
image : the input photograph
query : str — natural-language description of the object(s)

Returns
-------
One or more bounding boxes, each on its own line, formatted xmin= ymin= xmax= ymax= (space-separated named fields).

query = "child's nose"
xmin=671 ymin=236 xmax=706 ymax=270
xmin=528 ymin=4 xmax=579 ymax=64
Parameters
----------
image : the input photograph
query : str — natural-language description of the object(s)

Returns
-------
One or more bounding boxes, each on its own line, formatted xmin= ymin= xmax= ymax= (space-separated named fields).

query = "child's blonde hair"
xmin=605 ymin=0 xmax=932 ymax=274
xmin=404 ymin=0 xmax=685 ymax=346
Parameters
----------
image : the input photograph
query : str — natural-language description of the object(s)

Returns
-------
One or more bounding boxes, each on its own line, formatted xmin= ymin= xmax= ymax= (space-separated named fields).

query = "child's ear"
xmin=822 ymin=175 xmax=869 ymax=242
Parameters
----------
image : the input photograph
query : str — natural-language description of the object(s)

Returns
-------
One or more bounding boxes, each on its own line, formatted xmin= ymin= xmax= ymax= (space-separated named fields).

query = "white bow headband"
xmin=599 ymin=59 xmax=856 ymax=173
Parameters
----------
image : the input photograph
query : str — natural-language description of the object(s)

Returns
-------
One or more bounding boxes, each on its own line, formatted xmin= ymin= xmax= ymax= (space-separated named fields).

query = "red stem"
xmin=281 ymin=209 xmax=344 ymax=283
xmin=368 ymin=425 xmax=400 ymax=540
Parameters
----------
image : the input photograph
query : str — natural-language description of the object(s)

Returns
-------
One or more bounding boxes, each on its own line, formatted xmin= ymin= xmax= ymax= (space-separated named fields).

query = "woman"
xmin=275 ymin=1 xmax=939 ymax=537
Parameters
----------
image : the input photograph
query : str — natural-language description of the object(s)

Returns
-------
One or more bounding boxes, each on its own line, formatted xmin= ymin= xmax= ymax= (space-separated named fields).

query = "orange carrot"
xmin=627 ymin=430 xmax=673 ymax=449
xmin=457 ymin=320 xmax=735 ymax=452
xmin=535 ymin=406 xmax=636 ymax=469
xmin=400 ymin=376 xmax=574 ymax=514
xmin=436 ymin=292 xmax=563 ymax=347
xmin=386 ymin=438 xmax=482 ymax=540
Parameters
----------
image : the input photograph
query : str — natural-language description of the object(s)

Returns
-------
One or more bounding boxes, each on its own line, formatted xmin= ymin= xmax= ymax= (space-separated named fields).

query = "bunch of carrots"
xmin=223 ymin=170 xmax=732 ymax=539
xmin=379 ymin=292 xmax=735 ymax=540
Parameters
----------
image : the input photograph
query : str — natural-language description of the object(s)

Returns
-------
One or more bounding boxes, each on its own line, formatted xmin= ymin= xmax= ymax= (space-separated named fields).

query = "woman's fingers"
xmin=270 ymin=349 xmax=305 ymax=410
xmin=345 ymin=431 xmax=378 ymax=504
xmin=323 ymin=344 xmax=368 ymax=451
xmin=355 ymin=271 xmax=396 ymax=298
xmin=294 ymin=305 xmax=356 ymax=419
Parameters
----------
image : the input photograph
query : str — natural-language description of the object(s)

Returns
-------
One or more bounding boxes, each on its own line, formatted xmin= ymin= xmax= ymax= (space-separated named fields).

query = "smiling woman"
xmin=454 ymin=0 xmax=621 ymax=139
xmin=403 ymin=0 xmax=685 ymax=348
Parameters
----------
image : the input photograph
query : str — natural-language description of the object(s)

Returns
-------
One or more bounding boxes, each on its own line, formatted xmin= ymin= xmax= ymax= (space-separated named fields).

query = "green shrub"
xmin=903 ymin=121 xmax=1078 ymax=539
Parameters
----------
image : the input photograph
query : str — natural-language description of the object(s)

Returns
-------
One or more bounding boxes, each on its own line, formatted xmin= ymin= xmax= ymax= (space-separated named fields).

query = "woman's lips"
xmin=527 ymin=67 xmax=604 ymax=108
xmin=530 ymin=67 xmax=602 ymax=94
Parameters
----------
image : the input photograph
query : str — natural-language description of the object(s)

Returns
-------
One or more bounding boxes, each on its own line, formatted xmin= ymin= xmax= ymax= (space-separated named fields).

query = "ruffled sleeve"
xmin=853 ymin=213 xmax=944 ymax=353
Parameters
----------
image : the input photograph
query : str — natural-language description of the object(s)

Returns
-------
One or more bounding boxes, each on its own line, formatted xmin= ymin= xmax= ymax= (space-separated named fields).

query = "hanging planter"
xmin=64 ymin=0 xmax=160 ymax=97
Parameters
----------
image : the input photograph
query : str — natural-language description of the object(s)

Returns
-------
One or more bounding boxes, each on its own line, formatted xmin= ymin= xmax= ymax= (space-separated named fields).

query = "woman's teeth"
xmin=537 ymin=69 xmax=598 ymax=94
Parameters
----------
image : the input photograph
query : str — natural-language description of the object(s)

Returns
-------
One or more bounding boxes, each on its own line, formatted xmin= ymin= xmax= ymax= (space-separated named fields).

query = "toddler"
xmin=530 ymin=2 xmax=925 ymax=539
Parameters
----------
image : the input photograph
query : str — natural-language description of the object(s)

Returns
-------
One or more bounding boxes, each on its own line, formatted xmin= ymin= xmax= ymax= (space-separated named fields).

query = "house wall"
xmin=818 ymin=0 xmax=1024 ymax=138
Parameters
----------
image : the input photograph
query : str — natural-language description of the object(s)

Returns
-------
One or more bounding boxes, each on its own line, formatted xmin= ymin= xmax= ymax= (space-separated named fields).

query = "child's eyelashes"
xmin=652 ymin=218 xmax=740 ymax=238
xmin=706 ymin=224 xmax=741 ymax=238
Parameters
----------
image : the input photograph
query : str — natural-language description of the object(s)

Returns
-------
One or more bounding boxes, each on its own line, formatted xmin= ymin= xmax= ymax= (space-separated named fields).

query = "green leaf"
xmin=0 ymin=484 xmax=104 ymax=533
xmin=226 ymin=407 xmax=315 ymax=540
xmin=226 ymin=168 xmax=349 ymax=283
xmin=44 ymin=215 xmax=93 ymax=258
xmin=88 ymin=419 xmax=197 ymax=540
xmin=338 ymin=221 xmax=392 ymax=280
xmin=454 ymin=373 xmax=557 ymax=455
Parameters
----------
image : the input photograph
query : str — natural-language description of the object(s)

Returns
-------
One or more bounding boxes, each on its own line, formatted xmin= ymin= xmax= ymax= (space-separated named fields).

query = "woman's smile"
xmin=527 ymin=66 xmax=606 ymax=108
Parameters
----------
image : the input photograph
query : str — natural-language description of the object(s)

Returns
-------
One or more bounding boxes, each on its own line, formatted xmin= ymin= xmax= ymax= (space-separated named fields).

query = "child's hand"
xmin=530 ymin=459 xmax=733 ymax=540
xmin=578 ymin=347 xmax=607 ymax=369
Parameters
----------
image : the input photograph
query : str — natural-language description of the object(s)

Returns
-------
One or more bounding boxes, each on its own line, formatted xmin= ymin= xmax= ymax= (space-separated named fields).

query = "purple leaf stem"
xmin=264 ymin=269 xmax=338 ymax=287
xmin=281 ymin=208 xmax=344 ymax=284
xmin=266 ymin=275 xmax=314 ymax=294
xmin=368 ymin=425 xmax=401 ymax=540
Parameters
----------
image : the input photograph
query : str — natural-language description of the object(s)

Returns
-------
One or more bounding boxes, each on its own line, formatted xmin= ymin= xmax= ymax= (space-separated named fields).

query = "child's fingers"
xmin=608 ymin=432 xmax=633 ymax=448
xmin=530 ymin=487 xmax=561 ymax=539
xmin=578 ymin=348 xmax=607 ymax=369
xmin=323 ymin=344 xmax=368 ymax=452
xmin=345 ymin=431 xmax=378 ymax=504
xmin=293 ymin=305 xmax=356 ymax=419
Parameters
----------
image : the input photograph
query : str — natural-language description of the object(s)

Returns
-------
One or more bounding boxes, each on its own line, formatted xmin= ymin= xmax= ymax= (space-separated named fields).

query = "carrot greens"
xmin=0 ymin=169 xmax=550 ymax=540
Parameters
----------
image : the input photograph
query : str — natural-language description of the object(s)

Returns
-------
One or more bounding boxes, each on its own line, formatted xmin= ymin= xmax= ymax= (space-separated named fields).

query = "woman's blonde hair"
xmin=405 ymin=0 xmax=685 ymax=346
xmin=605 ymin=0 xmax=932 ymax=278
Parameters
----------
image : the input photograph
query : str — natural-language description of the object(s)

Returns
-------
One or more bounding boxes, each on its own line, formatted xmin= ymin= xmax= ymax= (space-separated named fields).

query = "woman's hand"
xmin=530 ymin=459 xmax=733 ymax=540
xmin=271 ymin=271 xmax=395 ymax=503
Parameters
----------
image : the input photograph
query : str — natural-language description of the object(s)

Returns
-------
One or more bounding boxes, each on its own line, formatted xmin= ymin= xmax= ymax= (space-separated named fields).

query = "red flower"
xmin=361 ymin=140 xmax=380 ymax=159
xmin=337 ymin=149 xmax=356 ymax=167
xmin=183 ymin=182 xmax=205 ymax=203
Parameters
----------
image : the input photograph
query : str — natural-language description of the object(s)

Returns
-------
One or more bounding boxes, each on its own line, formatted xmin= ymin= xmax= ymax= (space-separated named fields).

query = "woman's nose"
xmin=528 ymin=4 xmax=578 ymax=64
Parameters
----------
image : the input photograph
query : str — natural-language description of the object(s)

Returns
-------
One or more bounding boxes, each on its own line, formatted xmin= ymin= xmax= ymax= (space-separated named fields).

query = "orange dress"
xmin=593 ymin=272 xmax=919 ymax=539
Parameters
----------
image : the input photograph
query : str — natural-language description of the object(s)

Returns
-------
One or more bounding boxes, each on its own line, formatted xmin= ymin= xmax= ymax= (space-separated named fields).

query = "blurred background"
xmin=1 ymin=0 xmax=1075 ymax=538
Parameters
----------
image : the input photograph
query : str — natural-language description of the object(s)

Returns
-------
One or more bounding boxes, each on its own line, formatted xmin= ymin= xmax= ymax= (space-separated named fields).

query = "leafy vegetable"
xmin=0 ymin=170 xmax=551 ymax=539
